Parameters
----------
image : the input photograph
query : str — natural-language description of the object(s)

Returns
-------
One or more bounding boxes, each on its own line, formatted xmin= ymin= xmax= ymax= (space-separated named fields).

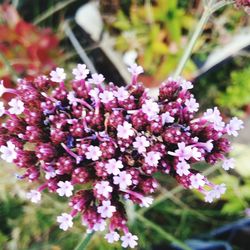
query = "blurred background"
xmin=0 ymin=0 xmax=250 ymax=249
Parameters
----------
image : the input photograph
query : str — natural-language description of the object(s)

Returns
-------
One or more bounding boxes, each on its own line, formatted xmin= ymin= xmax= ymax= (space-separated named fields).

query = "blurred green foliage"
xmin=105 ymin=0 xmax=197 ymax=80
xmin=217 ymin=66 xmax=250 ymax=115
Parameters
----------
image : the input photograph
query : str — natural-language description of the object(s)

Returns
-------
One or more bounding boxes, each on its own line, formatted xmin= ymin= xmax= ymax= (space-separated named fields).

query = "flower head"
xmin=0 ymin=65 xmax=242 ymax=248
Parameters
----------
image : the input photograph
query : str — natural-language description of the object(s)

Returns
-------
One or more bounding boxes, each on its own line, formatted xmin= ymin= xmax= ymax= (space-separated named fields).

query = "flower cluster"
xmin=0 ymin=64 xmax=243 ymax=248
xmin=235 ymin=0 xmax=250 ymax=12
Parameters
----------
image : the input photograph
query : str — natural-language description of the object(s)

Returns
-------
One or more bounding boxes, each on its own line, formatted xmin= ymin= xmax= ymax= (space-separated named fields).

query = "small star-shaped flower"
xmin=121 ymin=232 xmax=138 ymax=248
xmin=57 ymin=213 xmax=73 ymax=231
xmin=128 ymin=63 xmax=144 ymax=76
xmin=144 ymin=151 xmax=161 ymax=167
xmin=133 ymin=136 xmax=150 ymax=154
xmin=105 ymin=159 xmax=124 ymax=175
xmin=0 ymin=141 xmax=17 ymax=163
xmin=113 ymin=171 xmax=132 ymax=190
xmin=56 ymin=181 xmax=74 ymax=197
xmin=72 ymin=64 xmax=89 ymax=80
xmin=117 ymin=121 xmax=134 ymax=139
xmin=97 ymin=200 xmax=116 ymax=218
xmin=86 ymin=145 xmax=102 ymax=161
xmin=26 ymin=190 xmax=41 ymax=203
xmin=8 ymin=98 xmax=25 ymax=115
xmin=222 ymin=158 xmax=235 ymax=171
xmin=50 ymin=67 xmax=66 ymax=83
xmin=95 ymin=181 xmax=113 ymax=198
xmin=87 ymin=73 xmax=105 ymax=85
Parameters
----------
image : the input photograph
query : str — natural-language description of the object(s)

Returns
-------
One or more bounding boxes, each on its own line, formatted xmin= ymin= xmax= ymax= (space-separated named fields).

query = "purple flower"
xmin=0 ymin=64 xmax=243 ymax=248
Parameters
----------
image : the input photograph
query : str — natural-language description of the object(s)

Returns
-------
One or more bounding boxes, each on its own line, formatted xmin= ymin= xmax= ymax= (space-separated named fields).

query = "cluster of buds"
xmin=0 ymin=64 xmax=243 ymax=248
xmin=235 ymin=0 xmax=250 ymax=12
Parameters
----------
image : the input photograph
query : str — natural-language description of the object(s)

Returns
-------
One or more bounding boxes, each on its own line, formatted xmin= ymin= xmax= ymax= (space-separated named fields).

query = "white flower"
xmin=178 ymin=77 xmax=193 ymax=90
xmin=145 ymin=151 xmax=161 ymax=167
xmin=133 ymin=136 xmax=150 ymax=154
xmin=86 ymin=145 xmax=102 ymax=161
xmin=121 ymin=232 xmax=138 ymax=248
xmin=190 ymin=146 xmax=202 ymax=160
xmin=113 ymin=171 xmax=132 ymax=190
xmin=0 ymin=141 xmax=17 ymax=163
xmin=26 ymin=190 xmax=41 ymax=203
xmin=117 ymin=121 xmax=134 ymax=139
xmin=204 ymin=184 xmax=226 ymax=203
xmin=95 ymin=181 xmax=113 ymax=198
xmin=168 ymin=142 xmax=192 ymax=161
xmin=185 ymin=97 xmax=199 ymax=112
xmin=0 ymin=101 xmax=5 ymax=117
xmin=204 ymin=140 xmax=214 ymax=152
xmin=8 ymin=98 xmax=25 ymax=115
xmin=67 ymin=91 xmax=77 ymax=105
xmin=45 ymin=167 xmax=56 ymax=179
xmin=93 ymin=219 xmax=106 ymax=232
xmin=97 ymin=200 xmax=116 ymax=218
xmin=72 ymin=64 xmax=89 ymax=80
xmin=176 ymin=161 xmax=190 ymax=176
xmin=57 ymin=213 xmax=73 ymax=231
xmin=213 ymin=183 xmax=226 ymax=198
xmin=99 ymin=90 xmax=115 ymax=104
xmin=226 ymin=117 xmax=244 ymax=137
xmin=0 ymin=80 xmax=7 ymax=97
xmin=222 ymin=158 xmax=235 ymax=171
xmin=190 ymin=173 xmax=205 ymax=189
xmin=105 ymin=159 xmax=124 ymax=175
xmin=128 ymin=63 xmax=143 ymax=75
xmin=89 ymin=88 xmax=100 ymax=100
xmin=203 ymin=107 xmax=225 ymax=131
xmin=114 ymin=87 xmax=129 ymax=101
xmin=50 ymin=67 xmax=66 ymax=83
xmin=161 ymin=112 xmax=174 ymax=124
xmin=139 ymin=196 xmax=153 ymax=208
xmin=142 ymin=99 xmax=159 ymax=120
xmin=56 ymin=181 xmax=74 ymax=197
xmin=105 ymin=231 xmax=120 ymax=243
xmin=87 ymin=73 xmax=105 ymax=85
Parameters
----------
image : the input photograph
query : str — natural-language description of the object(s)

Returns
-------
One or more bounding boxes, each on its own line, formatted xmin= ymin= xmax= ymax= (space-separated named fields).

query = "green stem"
xmin=136 ymin=214 xmax=192 ymax=250
xmin=173 ymin=10 xmax=210 ymax=78
xmin=173 ymin=0 xmax=234 ymax=78
xmin=74 ymin=232 xmax=94 ymax=250
xmin=0 ymin=52 xmax=18 ymax=82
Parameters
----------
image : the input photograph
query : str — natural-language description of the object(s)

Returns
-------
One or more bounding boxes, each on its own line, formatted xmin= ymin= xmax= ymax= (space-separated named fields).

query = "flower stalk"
xmin=174 ymin=0 xmax=235 ymax=78
xmin=74 ymin=232 xmax=94 ymax=250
